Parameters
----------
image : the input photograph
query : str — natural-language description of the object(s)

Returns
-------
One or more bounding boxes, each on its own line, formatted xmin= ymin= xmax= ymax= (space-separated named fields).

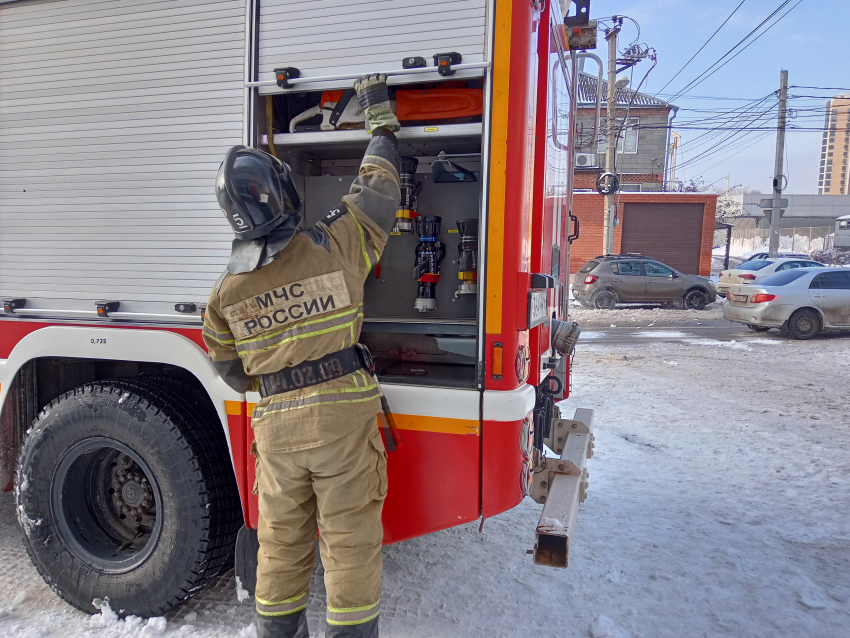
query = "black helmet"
xmin=216 ymin=146 xmax=301 ymax=240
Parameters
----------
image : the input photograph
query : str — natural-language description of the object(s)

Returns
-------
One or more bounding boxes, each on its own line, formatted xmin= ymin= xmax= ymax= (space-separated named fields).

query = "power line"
xmin=666 ymin=0 xmax=803 ymax=103
xmin=672 ymin=0 xmax=805 ymax=99
xmin=652 ymin=0 xmax=748 ymax=97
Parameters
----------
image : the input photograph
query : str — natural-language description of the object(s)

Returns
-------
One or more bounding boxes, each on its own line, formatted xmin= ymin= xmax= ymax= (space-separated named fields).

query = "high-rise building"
xmin=819 ymin=93 xmax=850 ymax=195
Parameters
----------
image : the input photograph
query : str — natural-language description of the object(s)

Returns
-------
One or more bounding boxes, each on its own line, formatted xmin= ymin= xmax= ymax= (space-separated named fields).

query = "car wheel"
xmin=786 ymin=309 xmax=821 ymax=340
xmin=15 ymin=379 xmax=242 ymax=616
xmin=683 ymin=289 xmax=708 ymax=310
xmin=593 ymin=290 xmax=617 ymax=310
xmin=745 ymin=323 xmax=771 ymax=332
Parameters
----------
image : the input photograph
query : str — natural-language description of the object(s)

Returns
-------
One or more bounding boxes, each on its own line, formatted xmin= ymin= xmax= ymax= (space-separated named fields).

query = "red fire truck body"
xmin=0 ymin=0 xmax=593 ymax=615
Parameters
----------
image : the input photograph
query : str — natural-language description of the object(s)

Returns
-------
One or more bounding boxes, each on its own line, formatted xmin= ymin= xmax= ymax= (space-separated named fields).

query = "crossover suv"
xmin=573 ymin=254 xmax=717 ymax=310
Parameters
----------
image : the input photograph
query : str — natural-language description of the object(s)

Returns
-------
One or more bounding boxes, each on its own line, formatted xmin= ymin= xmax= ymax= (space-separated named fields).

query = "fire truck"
xmin=0 ymin=0 xmax=596 ymax=617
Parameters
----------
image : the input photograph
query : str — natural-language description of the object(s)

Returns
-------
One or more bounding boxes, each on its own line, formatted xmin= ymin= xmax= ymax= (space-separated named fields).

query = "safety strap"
xmin=257 ymin=344 xmax=372 ymax=398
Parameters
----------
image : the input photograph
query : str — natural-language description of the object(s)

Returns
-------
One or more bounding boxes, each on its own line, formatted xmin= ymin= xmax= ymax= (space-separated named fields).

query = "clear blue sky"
xmin=590 ymin=0 xmax=849 ymax=193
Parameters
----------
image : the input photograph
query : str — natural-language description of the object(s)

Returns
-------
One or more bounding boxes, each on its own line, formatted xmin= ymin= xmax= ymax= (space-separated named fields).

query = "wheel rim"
xmin=795 ymin=315 xmax=815 ymax=336
xmin=686 ymin=293 xmax=704 ymax=309
xmin=51 ymin=437 xmax=163 ymax=573
xmin=596 ymin=293 xmax=615 ymax=309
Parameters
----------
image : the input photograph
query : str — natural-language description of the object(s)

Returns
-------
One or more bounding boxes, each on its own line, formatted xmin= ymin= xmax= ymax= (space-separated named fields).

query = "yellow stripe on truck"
xmin=391 ymin=414 xmax=480 ymax=436
xmin=485 ymin=0 xmax=513 ymax=335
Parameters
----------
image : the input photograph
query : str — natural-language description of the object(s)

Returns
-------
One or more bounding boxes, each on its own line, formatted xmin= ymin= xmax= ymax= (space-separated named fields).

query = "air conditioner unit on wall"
xmin=575 ymin=153 xmax=597 ymax=168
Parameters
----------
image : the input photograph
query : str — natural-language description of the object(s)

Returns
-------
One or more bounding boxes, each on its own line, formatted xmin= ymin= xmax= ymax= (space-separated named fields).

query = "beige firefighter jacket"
xmin=203 ymin=134 xmax=400 ymax=452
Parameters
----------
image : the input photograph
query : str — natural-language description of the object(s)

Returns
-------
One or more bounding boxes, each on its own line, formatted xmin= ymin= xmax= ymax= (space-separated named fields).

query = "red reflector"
xmin=584 ymin=275 xmax=599 ymax=284
xmin=751 ymin=294 xmax=776 ymax=303
xmin=739 ymin=274 xmax=756 ymax=281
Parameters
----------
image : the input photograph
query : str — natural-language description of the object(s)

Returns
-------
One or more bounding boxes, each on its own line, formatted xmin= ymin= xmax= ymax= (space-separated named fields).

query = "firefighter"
xmin=202 ymin=74 xmax=401 ymax=638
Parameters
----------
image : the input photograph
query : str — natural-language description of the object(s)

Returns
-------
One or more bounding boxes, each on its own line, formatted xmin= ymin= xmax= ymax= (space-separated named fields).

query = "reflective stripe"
xmin=253 ymin=384 xmax=379 ymax=419
xmin=349 ymin=212 xmax=373 ymax=270
xmin=256 ymin=590 xmax=308 ymax=617
xmin=203 ymin=323 xmax=235 ymax=345
xmin=326 ymin=600 xmax=380 ymax=626
xmin=361 ymin=154 xmax=399 ymax=182
xmin=235 ymin=304 xmax=363 ymax=356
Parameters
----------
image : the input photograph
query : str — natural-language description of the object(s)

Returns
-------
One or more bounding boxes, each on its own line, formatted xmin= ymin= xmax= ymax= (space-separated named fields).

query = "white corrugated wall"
xmin=0 ymin=0 xmax=246 ymax=304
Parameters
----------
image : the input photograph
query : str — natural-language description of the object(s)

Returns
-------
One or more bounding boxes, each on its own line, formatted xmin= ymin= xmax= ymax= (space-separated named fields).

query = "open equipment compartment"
xmin=259 ymin=86 xmax=484 ymax=389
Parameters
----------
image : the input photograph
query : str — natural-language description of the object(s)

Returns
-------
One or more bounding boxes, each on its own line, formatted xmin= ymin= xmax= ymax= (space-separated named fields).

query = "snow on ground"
xmin=2 ymin=333 xmax=849 ymax=637
xmin=570 ymin=301 xmax=725 ymax=327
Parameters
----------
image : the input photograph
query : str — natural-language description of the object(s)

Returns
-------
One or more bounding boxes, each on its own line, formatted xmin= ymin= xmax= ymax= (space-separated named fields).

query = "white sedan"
xmin=717 ymin=257 xmax=825 ymax=296
xmin=723 ymin=268 xmax=850 ymax=339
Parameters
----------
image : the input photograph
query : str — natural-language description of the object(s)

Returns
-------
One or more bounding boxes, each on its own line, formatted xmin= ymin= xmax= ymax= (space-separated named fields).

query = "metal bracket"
xmin=566 ymin=20 xmax=598 ymax=50
xmin=530 ymin=408 xmax=594 ymax=568
xmin=564 ymin=0 xmax=591 ymax=26
xmin=544 ymin=409 xmax=593 ymax=454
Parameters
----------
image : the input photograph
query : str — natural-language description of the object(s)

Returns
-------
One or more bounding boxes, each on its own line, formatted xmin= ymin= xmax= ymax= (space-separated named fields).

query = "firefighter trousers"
xmin=253 ymin=414 xmax=387 ymax=637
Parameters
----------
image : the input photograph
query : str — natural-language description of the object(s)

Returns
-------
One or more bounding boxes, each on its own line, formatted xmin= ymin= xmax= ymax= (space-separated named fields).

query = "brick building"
xmin=573 ymin=71 xmax=676 ymax=192
xmin=570 ymin=192 xmax=717 ymax=276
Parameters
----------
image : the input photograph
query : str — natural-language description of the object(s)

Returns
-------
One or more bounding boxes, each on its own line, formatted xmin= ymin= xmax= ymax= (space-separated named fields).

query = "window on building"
xmin=597 ymin=117 xmax=639 ymax=154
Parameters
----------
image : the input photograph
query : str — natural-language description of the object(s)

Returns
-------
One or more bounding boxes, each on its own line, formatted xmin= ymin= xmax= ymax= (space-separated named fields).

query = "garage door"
xmin=621 ymin=203 xmax=705 ymax=274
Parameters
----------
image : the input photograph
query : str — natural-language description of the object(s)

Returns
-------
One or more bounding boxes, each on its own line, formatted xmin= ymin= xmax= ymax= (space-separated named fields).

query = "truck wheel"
xmin=15 ymin=379 xmax=241 ymax=617
xmin=786 ymin=309 xmax=821 ymax=340
xmin=683 ymin=289 xmax=708 ymax=310
xmin=593 ymin=290 xmax=617 ymax=309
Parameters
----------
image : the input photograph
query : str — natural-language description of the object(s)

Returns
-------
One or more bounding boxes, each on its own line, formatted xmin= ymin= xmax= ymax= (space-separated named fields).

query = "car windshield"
xmin=759 ymin=270 xmax=809 ymax=286
xmin=735 ymin=260 xmax=773 ymax=271
xmin=578 ymin=261 xmax=599 ymax=274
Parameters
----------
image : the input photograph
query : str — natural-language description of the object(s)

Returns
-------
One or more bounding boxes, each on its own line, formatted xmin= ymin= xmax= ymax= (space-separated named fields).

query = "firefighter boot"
xmin=256 ymin=608 xmax=309 ymax=638
xmin=325 ymin=616 xmax=379 ymax=638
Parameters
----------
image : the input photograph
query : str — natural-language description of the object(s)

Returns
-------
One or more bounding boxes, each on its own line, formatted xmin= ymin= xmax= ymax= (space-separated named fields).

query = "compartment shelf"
xmin=362 ymin=318 xmax=476 ymax=336
xmin=262 ymin=123 xmax=483 ymax=160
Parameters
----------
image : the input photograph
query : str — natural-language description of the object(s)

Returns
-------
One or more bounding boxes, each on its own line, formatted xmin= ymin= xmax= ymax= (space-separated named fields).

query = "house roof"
xmin=577 ymin=72 xmax=672 ymax=109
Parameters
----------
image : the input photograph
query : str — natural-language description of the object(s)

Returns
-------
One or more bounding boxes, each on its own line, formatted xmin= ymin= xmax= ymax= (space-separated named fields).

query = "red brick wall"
xmin=569 ymin=193 xmax=717 ymax=276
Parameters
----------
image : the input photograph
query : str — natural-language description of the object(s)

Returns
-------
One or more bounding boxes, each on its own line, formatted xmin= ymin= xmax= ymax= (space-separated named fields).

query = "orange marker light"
xmin=492 ymin=342 xmax=504 ymax=379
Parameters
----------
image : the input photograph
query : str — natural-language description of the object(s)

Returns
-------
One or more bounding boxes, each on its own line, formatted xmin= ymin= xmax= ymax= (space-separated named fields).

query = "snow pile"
xmin=811 ymin=247 xmax=850 ymax=265
xmin=571 ymin=302 xmax=724 ymax=326
xmin=235 ymin=576 xmax=251 ymax=603
xmin=540 ymin=517 xmax=564 ymax=531
xmin=589 ymin=614 xmax=625 ymax=638
xmin=90 ymin=599 xmax=166 ymax=635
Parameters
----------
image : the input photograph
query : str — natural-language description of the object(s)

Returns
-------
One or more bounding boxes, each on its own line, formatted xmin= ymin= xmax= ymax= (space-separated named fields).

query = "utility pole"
xmin=769 ymin=69 xmax=788 ymax=257
xmin=602 ymin=22 xmax=620 ymax=256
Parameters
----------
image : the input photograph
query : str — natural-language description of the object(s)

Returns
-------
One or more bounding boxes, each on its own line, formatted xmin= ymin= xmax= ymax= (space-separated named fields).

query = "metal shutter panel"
xmin=0 ymin=0 xmax=245 ymax=305
xmin=621 ymin=203 xmax=705 ymax=274
xmin=257 ymin=0 xmax=488 ymax=93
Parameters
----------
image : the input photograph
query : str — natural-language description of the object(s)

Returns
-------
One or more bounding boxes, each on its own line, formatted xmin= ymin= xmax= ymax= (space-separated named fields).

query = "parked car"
xmin=573 ymin=254 xmax=717 ymax=310
xmin=717 ymin=257 xmax=825 ymax=296
xmin=747 ymin=251 xmax=811 ymax=260
xmin=723 ymin=268 xmax=850 ymax=339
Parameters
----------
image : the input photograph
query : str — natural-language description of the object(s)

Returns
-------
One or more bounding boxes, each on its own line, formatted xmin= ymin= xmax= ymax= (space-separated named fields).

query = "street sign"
xmin=762 ymin=209 xmax=786 ymax=217
xmin=760 ymin=198 xmax=788 ymax=208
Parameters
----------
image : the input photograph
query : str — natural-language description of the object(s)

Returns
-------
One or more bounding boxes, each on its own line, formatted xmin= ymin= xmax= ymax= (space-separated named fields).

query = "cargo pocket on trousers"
xmin=367 ymin=430 xmax=388 ymax=500
xmin=251 ymin=441 xmax=261 ymax=496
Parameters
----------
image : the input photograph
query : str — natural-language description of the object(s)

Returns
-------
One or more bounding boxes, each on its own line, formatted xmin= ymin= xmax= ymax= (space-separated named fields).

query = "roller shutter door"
xmin=0 ymin=0 xmax=246 ymax=306
xmin=621 ymin=203 xmax=705 ymax=274
xmin=257 ymin=0 xmax=489 ymax=93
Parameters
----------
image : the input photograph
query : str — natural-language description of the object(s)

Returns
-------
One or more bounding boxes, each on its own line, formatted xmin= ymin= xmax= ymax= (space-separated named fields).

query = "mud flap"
xmin=235 ymin=526 xmax=260 ymax=596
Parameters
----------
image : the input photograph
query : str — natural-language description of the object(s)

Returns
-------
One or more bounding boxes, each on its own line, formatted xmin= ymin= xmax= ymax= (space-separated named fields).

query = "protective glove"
xmin=354 ymin=73 xmax=400 ymax=134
